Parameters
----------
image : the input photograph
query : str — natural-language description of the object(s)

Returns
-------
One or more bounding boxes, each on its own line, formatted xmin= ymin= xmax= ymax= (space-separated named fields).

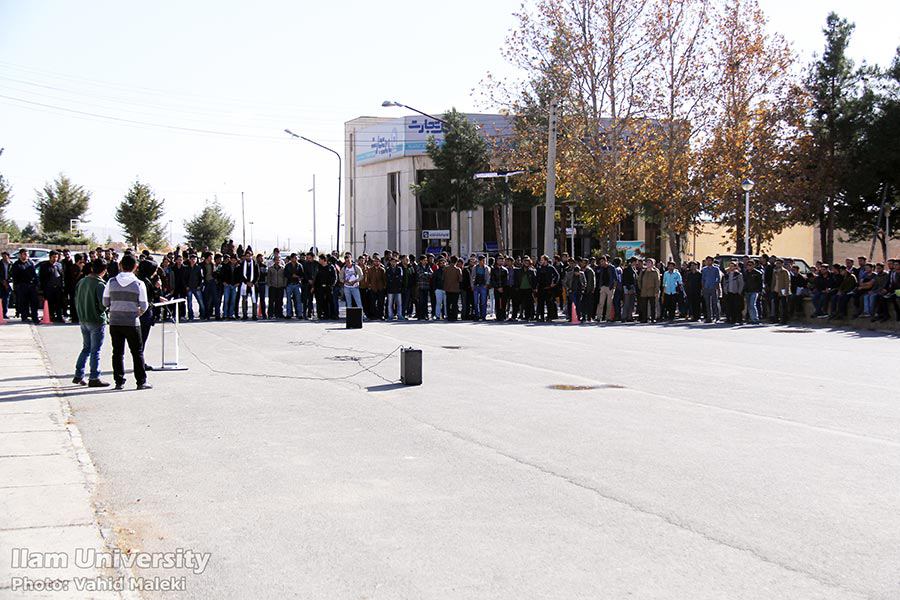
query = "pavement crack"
xmin=387 ymin=403 xmax=868 ymax=599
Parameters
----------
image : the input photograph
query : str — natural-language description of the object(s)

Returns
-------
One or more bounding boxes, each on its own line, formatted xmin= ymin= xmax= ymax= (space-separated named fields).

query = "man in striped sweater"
xmin=102 ymin=253 xmax=152 ymax=391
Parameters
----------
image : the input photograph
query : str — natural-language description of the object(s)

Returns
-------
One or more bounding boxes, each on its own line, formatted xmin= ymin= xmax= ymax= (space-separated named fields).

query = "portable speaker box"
xmin=400 ymin=348 xmax=422 ymax=386
xmin=346 ymin=307 xmax=363 ymax=329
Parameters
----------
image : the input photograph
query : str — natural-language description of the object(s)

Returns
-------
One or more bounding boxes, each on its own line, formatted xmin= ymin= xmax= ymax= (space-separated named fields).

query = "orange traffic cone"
xmin=41 ymin=299 xmax=52 ymax=324
xmin=0 ymin=299 xmax=5 ymax=324
xmin=570 ymin=304 xmax=580 ymax=325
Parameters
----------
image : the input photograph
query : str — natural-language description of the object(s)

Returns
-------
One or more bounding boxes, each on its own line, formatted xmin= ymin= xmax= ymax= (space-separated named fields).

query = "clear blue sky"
xmin=1 ymin=0 xmax=897 ymax=251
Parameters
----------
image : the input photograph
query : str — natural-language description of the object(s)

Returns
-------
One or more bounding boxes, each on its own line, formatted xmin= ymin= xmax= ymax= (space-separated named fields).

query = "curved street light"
xmin=381 ymin=100 xmax=448 ymax=126
xmin=284 ymin=129 xmax=342 ymax=253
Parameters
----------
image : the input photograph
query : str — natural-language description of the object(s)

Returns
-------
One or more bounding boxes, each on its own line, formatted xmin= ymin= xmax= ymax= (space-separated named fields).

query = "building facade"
xmin=345 ymin=113 xmax=529 ymax=258
xmin=343 ymin=115 xmax=897 ymax=264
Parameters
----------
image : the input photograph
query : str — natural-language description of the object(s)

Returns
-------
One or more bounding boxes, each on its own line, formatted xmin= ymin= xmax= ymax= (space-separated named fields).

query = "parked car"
xmin=22 ymin=247 xmax=51 ymax=266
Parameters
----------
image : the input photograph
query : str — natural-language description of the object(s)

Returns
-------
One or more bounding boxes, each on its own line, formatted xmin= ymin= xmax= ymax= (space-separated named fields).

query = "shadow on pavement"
xmin=366 ymin=383 xmax=408 ymax=392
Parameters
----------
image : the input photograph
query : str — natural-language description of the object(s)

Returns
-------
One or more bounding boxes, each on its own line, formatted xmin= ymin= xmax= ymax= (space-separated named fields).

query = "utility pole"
xmin=451 ymin=178 xmax=461 ymax=256
xmin=468 ymin=210 xmax=473 ymax=257
xmin=310 ymin=174 xmax=317 ymax=252
xmin=241 ymin=191 xmax=246 ymax=247
xmin=543 ymin=99 xmax=558 ymax=256
xmin=570 ymin=205 xmax=576 ymax=257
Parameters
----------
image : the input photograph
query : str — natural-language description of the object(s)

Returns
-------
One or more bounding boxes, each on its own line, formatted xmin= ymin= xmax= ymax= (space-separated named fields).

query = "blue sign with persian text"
xmin=354 ymin=114 xmax=513 ymax=166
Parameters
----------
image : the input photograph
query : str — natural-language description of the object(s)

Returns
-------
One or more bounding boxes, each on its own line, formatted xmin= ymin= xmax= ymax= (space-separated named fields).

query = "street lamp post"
xmin=741 ymin=178 xmax=754 ymax=255
xmin=886 ymin=205 xmax=892 ymax=247
xmin=309 ymin=174 xmax=317 ymax=252
xmin=241 ymin=192 xmax=246 ymax=248
xmin=450 ymin=178 xmax=461 ymax=255
xmin=284 ymin=129 xmax=341 ymax=253
xmin=381 ymin=100 xmax=448 ymax=125
xmin=249 ymin=221 xmax=254 ymax=248
xmin=168 ymin=220 xmax=174 ymax=248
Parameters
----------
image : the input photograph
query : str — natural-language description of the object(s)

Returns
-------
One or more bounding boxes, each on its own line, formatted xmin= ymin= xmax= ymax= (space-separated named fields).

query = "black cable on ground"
xmin=180 ymin=336 xmax=403 ymax=385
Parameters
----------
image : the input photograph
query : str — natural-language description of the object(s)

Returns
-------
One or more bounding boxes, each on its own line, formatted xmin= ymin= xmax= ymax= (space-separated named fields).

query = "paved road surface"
xmin=35 ymin=320 xmax=900 ymax=599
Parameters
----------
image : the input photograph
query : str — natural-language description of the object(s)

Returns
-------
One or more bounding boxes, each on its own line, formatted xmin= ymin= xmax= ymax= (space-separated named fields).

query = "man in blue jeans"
xmin=472 ymin=255 xmax=491 ymax=321
xmin=72 ymin=258 xmax=110 ymax=388
xmin=284 ymin=253 xmax=304 ymax=319
xmin=700 ymin=256 xmax=722 ymax=323
xmin=221 ymin=254 xmax=240 ymax=320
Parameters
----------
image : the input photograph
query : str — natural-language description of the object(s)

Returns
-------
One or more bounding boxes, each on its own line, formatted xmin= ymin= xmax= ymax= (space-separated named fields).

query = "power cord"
xmin=181 ymin=336 xmax=403 ymax=385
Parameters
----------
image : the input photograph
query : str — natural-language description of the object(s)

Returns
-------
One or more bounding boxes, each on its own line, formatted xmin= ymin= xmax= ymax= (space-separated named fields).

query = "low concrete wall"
xmin=792 ymin=298 xmax=899 ymax=334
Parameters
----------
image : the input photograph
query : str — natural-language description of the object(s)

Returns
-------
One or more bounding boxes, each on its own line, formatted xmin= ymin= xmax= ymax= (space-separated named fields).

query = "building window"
xmin=620 ymin=214 xmax=636 ymax=241
xmin=388 ymin=172 xmax=399 ymax=250
xmin=644 ymin=220 xmax=661 ymax=260
xmin=513 ymin=205 xmax=533 ymax=257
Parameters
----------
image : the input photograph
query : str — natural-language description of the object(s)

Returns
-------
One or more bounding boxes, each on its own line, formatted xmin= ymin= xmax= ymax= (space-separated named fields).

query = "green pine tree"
xmin=116 ymin=180 xmax=167 ymax=249
xmin=184 ymin=201 xmax=234 ymax=251
xmin=0 ymin=173 xmax=19 ymax=239
xmin=0 ymin=173 xmax=11 ymax=224
xmin=33 ymin=173 xmax=91 ymax=233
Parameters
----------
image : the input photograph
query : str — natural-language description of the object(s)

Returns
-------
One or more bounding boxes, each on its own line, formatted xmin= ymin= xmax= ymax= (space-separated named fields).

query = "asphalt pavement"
xmin=31 ymin=318 xmax=900 ymax=600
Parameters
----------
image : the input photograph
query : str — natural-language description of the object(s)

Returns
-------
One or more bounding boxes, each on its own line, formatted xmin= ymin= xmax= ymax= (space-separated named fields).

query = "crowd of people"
xmin=2 ymin=242 xmax=898 ymax=392
xmin=3 ymin=241 xmax=898 ymax=330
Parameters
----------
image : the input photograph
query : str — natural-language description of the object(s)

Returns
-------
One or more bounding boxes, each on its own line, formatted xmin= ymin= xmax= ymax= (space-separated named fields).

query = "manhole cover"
xmin=772 ymin=329 xmax=814 ymax=334
xmin=327 ymin=355 xmax=362 ymax=362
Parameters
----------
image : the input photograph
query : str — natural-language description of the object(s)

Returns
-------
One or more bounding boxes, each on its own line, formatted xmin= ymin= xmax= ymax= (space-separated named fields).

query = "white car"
xmin=22 ymin=247 xmax=51 ymax=265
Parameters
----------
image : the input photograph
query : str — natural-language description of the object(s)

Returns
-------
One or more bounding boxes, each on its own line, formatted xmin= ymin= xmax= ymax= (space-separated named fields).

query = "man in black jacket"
xmin=314 ymin=254 xmax=336 ymax=320
xmin=491 ymin=256 xmax=509 ymax=321
xmin=303 ymin=252 xmax=319 ymax=319
xmin=620 ymin=257 xmax=639 ymax=322
xmin=283 ymin=253 xmax=304 ymax=319
xmin=170 ymin=254 xmax=190 ymax=320
xmin=61 ymin=249 xmax=80 ymax=321
xmin=201 ymin=253 xmax=220 ymax=320
xmin=683 ymin=261 xmax=703 ymax=321
xmin=38 ymin=250 xmax=65 ymax=322
xmin=385 ymin=256 xmax=404 ymax=321
xmin=514 ymin=256 xmax=537 ymax=321
xmin=237 ymin=250 xmax=259 ymax=320
xmin=788 ymin=262 xmax=807 ymax=319
xmin=536 ymin=255 xmax=559 ymax=322
xmin=221 ymin=254 xmax=241 ymax=320
xmin=0 ymin=251 xmax=11 ymax=320
xmin=186 ymin=254 xmax=204 ymax=321
xmin=11 ymin=249 xmax=39 ymax=323
xmin=743 ymin=259 xmax=764 ymax=324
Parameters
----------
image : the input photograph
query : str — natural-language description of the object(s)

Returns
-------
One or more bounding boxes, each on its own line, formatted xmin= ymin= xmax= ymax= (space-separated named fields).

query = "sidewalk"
xmin=0 ymin=323 xmax=129 ymax=599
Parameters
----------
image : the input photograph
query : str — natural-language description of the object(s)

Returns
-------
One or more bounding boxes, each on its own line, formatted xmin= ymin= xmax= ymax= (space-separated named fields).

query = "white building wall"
xmin=346 ymin=116 xmax=494 ymax=258
xmin=345 ymin=153 xmax=435 ymax=257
